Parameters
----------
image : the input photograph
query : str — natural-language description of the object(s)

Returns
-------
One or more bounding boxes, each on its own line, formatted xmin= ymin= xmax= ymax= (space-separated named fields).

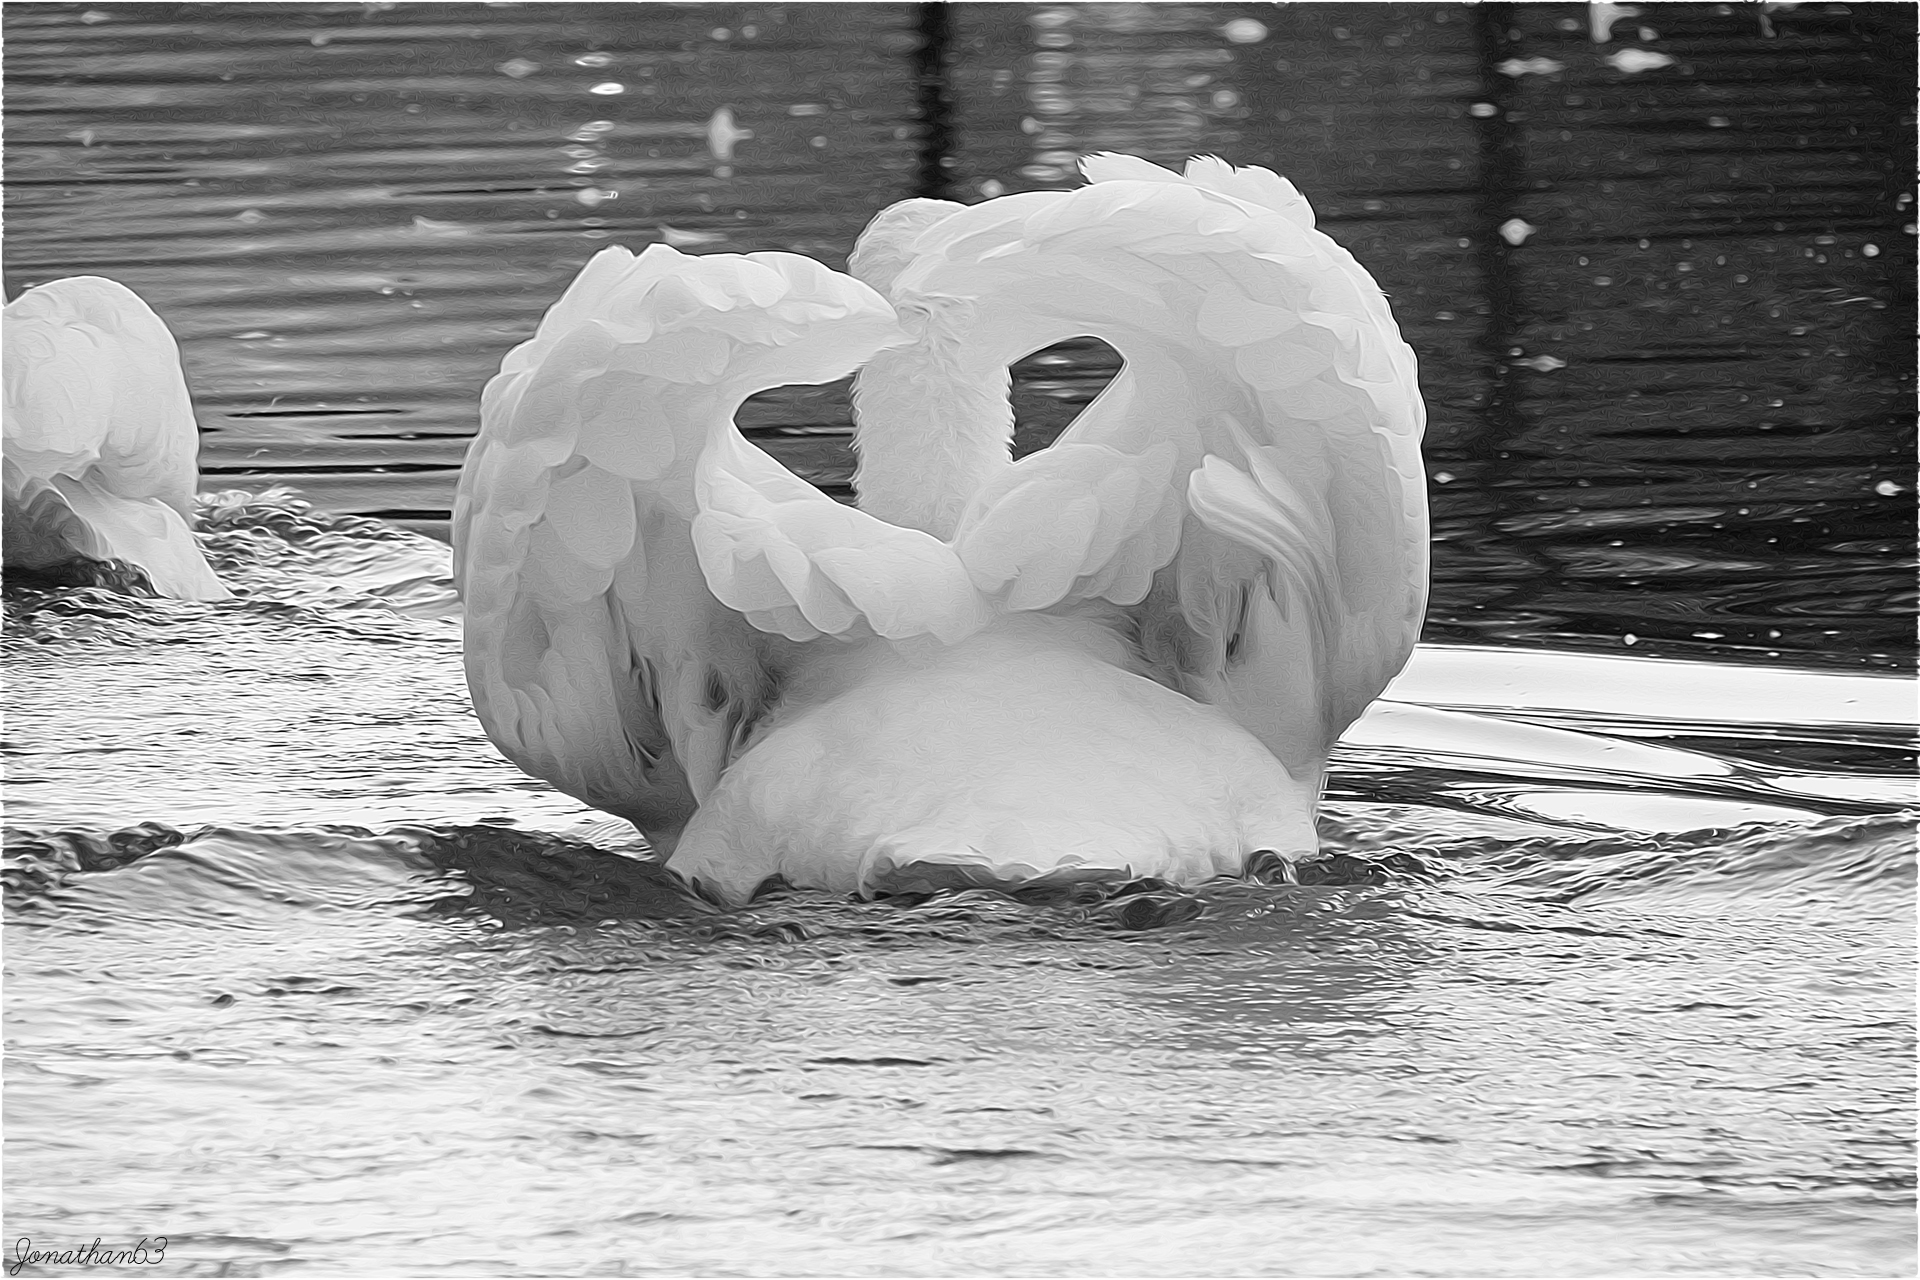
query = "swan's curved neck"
xmin=851 ymin=343 xmax=1012 ymax=540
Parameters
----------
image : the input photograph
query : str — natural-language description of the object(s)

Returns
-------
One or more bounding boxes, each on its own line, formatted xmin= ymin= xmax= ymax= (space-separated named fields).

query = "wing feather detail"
xmin=455 ymin=245 xmax=925 ymax=839
xmin=869 ymin=157 xmax=1428 ymax=771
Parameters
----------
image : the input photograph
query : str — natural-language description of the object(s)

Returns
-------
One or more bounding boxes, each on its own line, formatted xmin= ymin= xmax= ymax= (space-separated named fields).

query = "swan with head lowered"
xmin=3 ymin=276 xmax=230 ymax=601
xmin=454 ymin=154 xmax=1427 ymax=906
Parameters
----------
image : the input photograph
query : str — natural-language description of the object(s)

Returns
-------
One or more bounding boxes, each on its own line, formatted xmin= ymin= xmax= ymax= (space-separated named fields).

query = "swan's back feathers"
xmin=458 ymin=244 xmax=993 ymax=838
xmin=3 ymin=277 xmax=198 ymax=510
xmin=2 ymin=276 xmax=229 ymax=600
xmin=875 ymin=159 xmax=1427 ymax=769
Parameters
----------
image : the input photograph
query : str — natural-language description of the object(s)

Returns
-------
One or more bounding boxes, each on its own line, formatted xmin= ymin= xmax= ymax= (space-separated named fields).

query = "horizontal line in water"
xmin=225 ymin=408 xmax=405 ymax=418
xmin=1586 ymin=352 xmax=1759 ymax=364
xmin=358 ymin=510 xmax=453 ymax=523
xmin=200 ymin=463 xmax=458 ymax=475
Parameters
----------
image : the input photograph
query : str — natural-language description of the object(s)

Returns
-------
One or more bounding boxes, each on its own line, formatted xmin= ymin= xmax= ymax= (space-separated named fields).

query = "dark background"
xmin=5 ymin=1 xmax=1914 ymax=667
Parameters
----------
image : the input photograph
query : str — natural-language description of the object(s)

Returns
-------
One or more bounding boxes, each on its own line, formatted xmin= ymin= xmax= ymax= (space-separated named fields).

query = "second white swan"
xmin=3 ymin=276 xmax=230 ymax=601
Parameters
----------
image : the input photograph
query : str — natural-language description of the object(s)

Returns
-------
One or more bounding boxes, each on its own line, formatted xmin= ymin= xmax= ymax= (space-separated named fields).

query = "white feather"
xmin=456 ymin=245 xmax=909 ymax=838
xmin=3 ymin=277 xmax=230 ymax=601
xmin=458 ymin=155 xmax=1428 ymax=904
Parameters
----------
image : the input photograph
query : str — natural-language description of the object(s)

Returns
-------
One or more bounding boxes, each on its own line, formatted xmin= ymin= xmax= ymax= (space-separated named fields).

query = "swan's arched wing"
xmin=887 ymin=159 xmax=1428 ymax=776
xmin=2 ymin=276 xmax=229 ymax=600
xmin=456 ymin=245 xmax=977 ymax=841
xmin=950 ymin=439 xmax=1182 ymax=609
xmin=1083 ymin=151 xmax=1319 ymax=231
xmin=693 ymin=426 xmax=987 ymax=644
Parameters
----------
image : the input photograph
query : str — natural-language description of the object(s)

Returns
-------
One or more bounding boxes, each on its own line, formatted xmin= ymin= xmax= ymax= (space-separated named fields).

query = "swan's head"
xmin=849 ymin=198 xmax=967 ymax=295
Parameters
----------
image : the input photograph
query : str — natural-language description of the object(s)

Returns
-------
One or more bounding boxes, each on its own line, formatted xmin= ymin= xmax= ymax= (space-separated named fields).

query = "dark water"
xmin=3 ymin=5 xmax=1916 ymax=1275
xmin=4 ymin=0 xmax=1914 ymax=666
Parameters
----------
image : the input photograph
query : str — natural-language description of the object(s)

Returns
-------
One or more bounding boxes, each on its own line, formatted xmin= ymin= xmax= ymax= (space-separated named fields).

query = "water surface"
xmin=5 ymin=497 xmax=1913 ymax=1276
xmin=3 ymin=4 xmax=1916 ymax=1275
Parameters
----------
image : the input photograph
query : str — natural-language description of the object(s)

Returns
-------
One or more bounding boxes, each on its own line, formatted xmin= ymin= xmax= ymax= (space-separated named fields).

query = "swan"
xmin=455 ymin=154 xmax=1427 ymax=905
xmin=3 ymin=276 xmax=230 ymax=601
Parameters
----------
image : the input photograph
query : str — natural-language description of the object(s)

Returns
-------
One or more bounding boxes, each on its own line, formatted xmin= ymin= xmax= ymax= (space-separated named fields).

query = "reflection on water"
xmin=3 ymin=1 xmax=1912 ymax=665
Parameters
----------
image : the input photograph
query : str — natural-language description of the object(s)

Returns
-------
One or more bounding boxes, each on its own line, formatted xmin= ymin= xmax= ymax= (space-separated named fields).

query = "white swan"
xmin=3 ymin=276 xmax=230 ymax=601
xmin=455 ymin=154 xmax=1427 ymax=905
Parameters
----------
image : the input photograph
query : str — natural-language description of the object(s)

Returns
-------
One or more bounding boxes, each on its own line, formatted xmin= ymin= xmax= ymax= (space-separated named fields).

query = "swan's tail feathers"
xmin=3 ymin=276 xmax=230 ymax=599
xmin=882 ymin=157 xmax=1429 ymax=765
xmin=458 ymin=242 xmax=978 ymax=834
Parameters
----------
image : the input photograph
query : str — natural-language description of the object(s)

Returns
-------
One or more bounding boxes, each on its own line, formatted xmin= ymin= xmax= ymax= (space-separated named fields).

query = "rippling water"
xmin=4 ymin=3 xmax=1917 ymax=1275
xmin=6 ymin=496 xmax=1914 ymax=1275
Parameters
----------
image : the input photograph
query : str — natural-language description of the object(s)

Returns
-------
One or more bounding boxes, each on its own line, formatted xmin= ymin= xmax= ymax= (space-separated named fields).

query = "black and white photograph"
xmin=3 ymin=1 xmax=1914 ymax=1275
